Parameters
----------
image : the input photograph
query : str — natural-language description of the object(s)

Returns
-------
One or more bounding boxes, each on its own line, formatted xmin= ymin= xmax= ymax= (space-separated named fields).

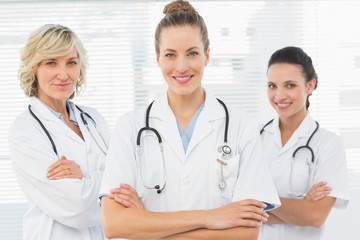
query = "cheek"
xmin=71 ymin=67 xmax=81 ymax=78
xmin=267 ymin=90 xmax=274 ymax=100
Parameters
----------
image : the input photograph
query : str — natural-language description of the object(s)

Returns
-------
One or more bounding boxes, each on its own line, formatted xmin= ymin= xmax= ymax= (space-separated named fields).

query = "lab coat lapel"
xmin=185 ymin=95 xmax=221 ymax=157
xmin=277 ymin=114 xmax=316 ymax=156
xmin=30 ymin=97 xmax=84 ymax=144
xmin=152 ymin=94 xmax=186 ymax=162
xmin=264 ymin=118 xmax=283 ymax=153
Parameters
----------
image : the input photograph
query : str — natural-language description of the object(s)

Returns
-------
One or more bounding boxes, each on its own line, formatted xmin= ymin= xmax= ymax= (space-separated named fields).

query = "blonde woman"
xmin=9 ymin=24 xmax=110 ymax=240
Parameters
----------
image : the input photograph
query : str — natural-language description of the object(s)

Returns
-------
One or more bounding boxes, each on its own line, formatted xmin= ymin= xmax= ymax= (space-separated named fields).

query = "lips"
xmin=276 ymin=102 xmax=291 ymax=110
xmin=54 ymin=83 xmax=72 ymax=89
xmin=174 ymin=75 xmax=193 ymax=84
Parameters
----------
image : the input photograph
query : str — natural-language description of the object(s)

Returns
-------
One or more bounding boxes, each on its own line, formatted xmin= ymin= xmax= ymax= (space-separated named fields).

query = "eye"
xmin=68 ymin=60 xmax=78 ymax=65
xmin=286 ymin=83 xmax=296 ymax=89
xmin=188 ymin=51 xmax=199 ymax=57
xmin=165 ymin=53 xmax=175 ymax=59
xmin=268 ymin=83 xmax=276 ymax=89
xmin=45 ymin=61 xmax=56 ymax=66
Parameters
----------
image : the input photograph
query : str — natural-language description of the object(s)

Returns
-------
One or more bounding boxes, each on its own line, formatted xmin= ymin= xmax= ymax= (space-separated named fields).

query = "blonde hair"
xmin=19 ymin=24 xmax=88 ymax=99
xmin=155 ymin=0 xmax=209 ymax=55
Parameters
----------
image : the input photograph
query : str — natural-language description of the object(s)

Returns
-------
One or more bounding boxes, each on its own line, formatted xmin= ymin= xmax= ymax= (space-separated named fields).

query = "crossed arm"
xmin=266 ymin=182 xmax=335 ymax=227
xmin=101 ymin=184 xmax=269 ymax=240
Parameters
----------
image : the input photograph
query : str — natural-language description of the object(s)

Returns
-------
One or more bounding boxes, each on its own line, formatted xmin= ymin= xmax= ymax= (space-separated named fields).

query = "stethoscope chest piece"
xmin=218 ymin=179 xmax=227 ymax=190
xmin=217 ymin=143 xmax=232 ymax=190
xmin=217 ymin=144 xmax=232 ymax=165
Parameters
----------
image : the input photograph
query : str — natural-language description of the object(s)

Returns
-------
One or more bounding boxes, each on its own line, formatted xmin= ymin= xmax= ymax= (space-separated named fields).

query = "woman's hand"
xmin=305 ymin=181 xmax=332 ymax=201
xmin=47 ymin=155 xmax=83 ymax=180
xmin=204 ymin=199 xmax=269 ymax=229
xmin=109 ymin=183 xmax=145 ymax=209
xmin=265 ymin=212 xmax=285 ymax=224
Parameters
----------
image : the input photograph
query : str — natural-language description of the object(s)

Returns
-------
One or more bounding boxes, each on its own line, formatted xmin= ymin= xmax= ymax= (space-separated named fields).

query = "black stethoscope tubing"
xmin=28 ymin=105 xmax=58 ymax=155
xmin=260 ymin=119 xmax=319 ymax=164
xmin=28 ymin=104 xmax=107 ymax=156
xmin=260 ymin=118 xmax=319 ymax=197
xmin=136 ymin=98 xmax=230 ymax=194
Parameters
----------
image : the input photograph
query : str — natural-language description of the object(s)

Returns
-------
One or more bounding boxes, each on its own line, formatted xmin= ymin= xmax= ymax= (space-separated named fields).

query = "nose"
xmin=176 ymin=56 xmax=189 ymax=73
xmin=273 ymin=88 xmax=287 ymax=101
xmin=56 ymin=65 xmax=69 ymax=81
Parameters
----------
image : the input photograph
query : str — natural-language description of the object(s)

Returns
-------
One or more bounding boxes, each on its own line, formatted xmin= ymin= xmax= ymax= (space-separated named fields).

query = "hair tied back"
xmin=163 ymin=0 xmax=198 ymax=15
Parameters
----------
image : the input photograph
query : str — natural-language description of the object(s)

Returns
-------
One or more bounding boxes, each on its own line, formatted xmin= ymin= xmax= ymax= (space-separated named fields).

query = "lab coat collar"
xmin=149 ymin=89 xmax=224 ymax=161
xmin=30 ymin=97 xmax=84 ymax=144
xmin=186 ymin=90 xmax=225 ymax=156
xmin=271 ymin=113 xmax=318 ymax=155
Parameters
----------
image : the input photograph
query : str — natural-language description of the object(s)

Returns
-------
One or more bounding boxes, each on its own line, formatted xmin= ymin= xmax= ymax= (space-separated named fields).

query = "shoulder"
xmin=10 ymin=109 xmax=36 ymax=133
xmin=113 ymin=108 xmax=146 ymax=130
xmin=8 ymin=109 xmax=45 ymax=145
xmin=316 ymin=126 xmax=344 ymax=147
xmin=228 ymin=105 xmax=257 ymax=126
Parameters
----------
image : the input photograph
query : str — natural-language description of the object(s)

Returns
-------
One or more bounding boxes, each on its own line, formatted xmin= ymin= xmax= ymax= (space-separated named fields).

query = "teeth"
xmin=175 ymin=76 xmax=190 ymax=80
xmin=278 ymin=103 xmax=290 ymax=107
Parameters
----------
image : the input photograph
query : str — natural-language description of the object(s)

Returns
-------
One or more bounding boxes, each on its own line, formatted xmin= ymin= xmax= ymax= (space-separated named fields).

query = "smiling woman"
xmin=35 ymin=50 xmax=81 ymax=108
xmin=8 ymin=24 xmax=111 ymax=240
xmin=0 ymin=1 xmax=360 ymax=240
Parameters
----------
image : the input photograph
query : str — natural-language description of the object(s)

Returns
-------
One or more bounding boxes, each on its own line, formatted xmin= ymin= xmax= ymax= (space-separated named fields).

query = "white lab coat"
xmin=9 ymin=97 xmax=111 ymax=240
xmin=100 ymin=91 xmax=280 ymax=215
xmin=259 ymin=114 xmax=349 ymax=240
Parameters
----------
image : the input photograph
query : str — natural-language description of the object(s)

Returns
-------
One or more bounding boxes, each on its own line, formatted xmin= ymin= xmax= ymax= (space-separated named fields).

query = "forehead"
xmin=267 ymin=63 xmax=304 ymax=81
xmin=44 ymin=48 xmax=78 ymax=60
xmin=159 ymin=25 xmax=203 ymax=50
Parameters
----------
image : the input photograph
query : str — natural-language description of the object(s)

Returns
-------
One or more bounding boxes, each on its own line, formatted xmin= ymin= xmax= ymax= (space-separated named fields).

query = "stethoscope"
xmin=136 ymin=98 xmax=231 ymax=194
xmin=28 ymin=104 xmax=108 ymax=156
xmin=260 ymin=119 xmax=319 ymax=197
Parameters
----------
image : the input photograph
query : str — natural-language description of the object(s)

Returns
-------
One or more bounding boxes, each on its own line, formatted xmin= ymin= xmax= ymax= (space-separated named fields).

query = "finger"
xmin=110 ymin=188 xmax=122 ymax=194
xmin=47 ymin=163 xmax=72 ymax=178
xmin=48 ymin=155 xmax=67 ymax=172
xmin=307 ymin=189 xmax=332 ymax=201
xmin=236 ymin=219 xmax=263 ymax=228
xmin=238 ymin=199 xmax=267 ymax=209
xmin=310 ymin=181 xmax=327 ymax=190
xmin=233 ymin=205 xmax=269 ymax=222
xmin=48 ymin=165 xmax=80 ymax=180
xmin=48 ymin=167 xmax=71 ymax=180
xmin=113 ymin=195 xmax=134 ymax=208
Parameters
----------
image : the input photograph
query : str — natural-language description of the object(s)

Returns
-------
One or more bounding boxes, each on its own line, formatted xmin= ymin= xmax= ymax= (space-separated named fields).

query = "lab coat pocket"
xmin=290 ymin=159 xmax=311 ymax=197
xmin=211 ymin=152 xmax=240 ymax=202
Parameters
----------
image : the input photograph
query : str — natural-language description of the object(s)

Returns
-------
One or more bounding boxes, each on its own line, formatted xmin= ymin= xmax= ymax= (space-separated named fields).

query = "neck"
xmin=167 ymin=88 xmax=205 ymax=129
xmin=38 ymin=96 xmax=69 ymax=117
xmin=279 ymin=110 xmax=307 ymax=146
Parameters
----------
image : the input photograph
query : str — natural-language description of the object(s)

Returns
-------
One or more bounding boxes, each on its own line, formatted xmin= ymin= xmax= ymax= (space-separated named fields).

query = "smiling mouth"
xmin=174 ymin=75 xmax=193 ymax=84
xmin=276 ymin=103 xmax=291 ymax=109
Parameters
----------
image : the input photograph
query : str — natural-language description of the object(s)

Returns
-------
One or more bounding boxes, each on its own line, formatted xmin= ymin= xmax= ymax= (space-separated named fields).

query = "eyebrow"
xmin=163 ymin=47 xmax=200 ymax=52
xmin=45 ymin=57 xmax=78 ymax=61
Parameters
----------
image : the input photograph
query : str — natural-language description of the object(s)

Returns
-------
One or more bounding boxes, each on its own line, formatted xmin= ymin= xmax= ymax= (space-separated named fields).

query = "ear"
xmin=307 ymin=78 xmax=317 ymax=95
xmin=204 ymin=48 xmax=210 ymax=66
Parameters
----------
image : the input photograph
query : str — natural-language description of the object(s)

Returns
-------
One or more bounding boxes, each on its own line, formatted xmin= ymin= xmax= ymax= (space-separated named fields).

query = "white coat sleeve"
xmin=232 ymin=113 xmax=281 ymax=208
xmin=99 ymin=112 xmax=139 ymax=199
xmin=9 ymin=114 xmax=105 ymax=229
xmin=313 ymin=131 xmax=349 ymax=208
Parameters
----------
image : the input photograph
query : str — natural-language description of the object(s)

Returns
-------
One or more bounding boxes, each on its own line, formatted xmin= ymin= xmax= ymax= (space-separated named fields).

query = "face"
xmin=267 ymin=63 xmax=316 ymax=122
xmin=35 ymin=49 xmax=80 ymax=105
xmin=156 ymin=25 xmax=209 ymax=98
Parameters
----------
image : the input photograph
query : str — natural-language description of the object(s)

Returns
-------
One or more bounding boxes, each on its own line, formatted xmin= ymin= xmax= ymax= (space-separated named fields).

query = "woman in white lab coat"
xmin=259 ymin=46 xmax=349 ymax=240
xmin=99 ymin=1 xmax=280 ymax=239
xmin=8 ymin=24 xmax=111 ymax=240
